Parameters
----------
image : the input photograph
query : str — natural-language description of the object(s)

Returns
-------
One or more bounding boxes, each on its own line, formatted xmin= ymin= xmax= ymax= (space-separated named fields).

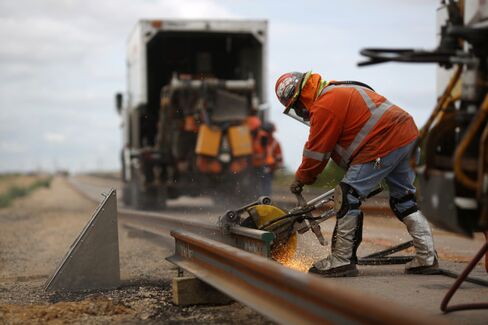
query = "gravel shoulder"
xmin=0 ymin=177 xmax=273 ymax=324
xmin=3 ymin=175 xmax=486 ymax=324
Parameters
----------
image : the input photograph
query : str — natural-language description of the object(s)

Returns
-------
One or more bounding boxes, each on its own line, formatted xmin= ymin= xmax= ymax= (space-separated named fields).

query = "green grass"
xmin=0 ymin=173 xmax=20 ymax=181
xmin=273 ymin=161 xmax=345 ymax=190
xmin=312 ymin=161 xmax=345 ymax=189
xmin=0 ymin=177 xmax=52 ymax=208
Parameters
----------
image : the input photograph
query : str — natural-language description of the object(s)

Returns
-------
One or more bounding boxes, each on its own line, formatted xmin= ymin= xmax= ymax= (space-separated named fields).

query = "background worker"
xmin=249 ymin=117 xmax=283 ymax=197
xmin=275 ymin=71 xmax=438 ymax=277
xmin=248 ymin=115 xmax=266 ymax=196
xmin=260 ymin=121 xmax=284 ymax=196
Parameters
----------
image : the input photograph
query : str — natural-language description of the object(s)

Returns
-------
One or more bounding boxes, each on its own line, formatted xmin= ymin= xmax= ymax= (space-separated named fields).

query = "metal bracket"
xmin=44 ymin=189 xmax=120 ymax=292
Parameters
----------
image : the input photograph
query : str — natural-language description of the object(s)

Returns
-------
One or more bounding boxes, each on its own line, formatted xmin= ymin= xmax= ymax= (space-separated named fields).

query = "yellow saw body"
xmin=246 ymin=204 xmax=297 ymax=263
xmin=221 ymin=189 xmax=337 ymax=263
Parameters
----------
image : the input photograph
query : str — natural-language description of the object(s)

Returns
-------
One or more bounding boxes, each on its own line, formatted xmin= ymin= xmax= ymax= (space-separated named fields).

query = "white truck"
xmin=116 ymin=19 xmax=268 ymax=209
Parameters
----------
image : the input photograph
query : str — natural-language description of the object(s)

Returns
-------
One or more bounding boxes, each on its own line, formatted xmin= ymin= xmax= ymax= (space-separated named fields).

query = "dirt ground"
xmin=2 ymin=175 xmax=488 ymax=324
xmin=0 ymin=177 xmax=273 ymax=324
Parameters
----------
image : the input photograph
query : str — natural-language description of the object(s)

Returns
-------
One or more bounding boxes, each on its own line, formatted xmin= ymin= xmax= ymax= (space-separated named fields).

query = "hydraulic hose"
xmin=454 ymin=94 xmax=488 ymax=190
xmin=440 ymin=231 xmax=488 ymax=313
xmin=409 ymin=65 xmax=463 ymax=169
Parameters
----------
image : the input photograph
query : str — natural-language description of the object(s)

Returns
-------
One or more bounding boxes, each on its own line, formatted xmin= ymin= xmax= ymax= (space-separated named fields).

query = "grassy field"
xmin=0 ymin=174 xmax=52 ymax=208
xmin=274 ymin=161 xmax=345 ymax=190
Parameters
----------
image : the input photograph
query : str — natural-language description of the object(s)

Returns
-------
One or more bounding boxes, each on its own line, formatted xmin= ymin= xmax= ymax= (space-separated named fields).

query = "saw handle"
xmin=309 ymin=220 xmax=327 ymax=246
xmin=294 ymin=192 xmax=328 ymax=246
xmin=295 ymin=192 xmax=307 ymax=207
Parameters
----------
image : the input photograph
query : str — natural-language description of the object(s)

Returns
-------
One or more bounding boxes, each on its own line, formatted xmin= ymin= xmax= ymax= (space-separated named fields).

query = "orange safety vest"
xmin=253 ymin=131 xmax=284 ymax=170
xmin=295 ymin=83 xmax=418 ymax=184
xmin=252 ymin=129 xmax=268 ymax=167
xmin=265 ymin=137 xmax=283 ymax=171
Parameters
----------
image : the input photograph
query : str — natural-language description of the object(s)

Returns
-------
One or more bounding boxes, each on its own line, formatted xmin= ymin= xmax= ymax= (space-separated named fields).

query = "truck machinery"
xmin=116 ymin=20 xmax=268 ymax=209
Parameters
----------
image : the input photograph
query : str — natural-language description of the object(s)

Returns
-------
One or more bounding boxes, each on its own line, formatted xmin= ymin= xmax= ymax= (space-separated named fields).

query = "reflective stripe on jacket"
xmin=295 ymin=84 xmax=418 ymax=184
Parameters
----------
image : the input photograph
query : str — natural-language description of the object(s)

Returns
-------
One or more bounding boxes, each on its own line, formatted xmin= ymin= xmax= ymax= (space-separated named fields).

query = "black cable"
xmin=258 ymin=209 xmax=331 ymax=231
xmin=332 ymin=80 xmax=375 ymax=92
xmin=358 ymin=48 xmax=454 ymax=67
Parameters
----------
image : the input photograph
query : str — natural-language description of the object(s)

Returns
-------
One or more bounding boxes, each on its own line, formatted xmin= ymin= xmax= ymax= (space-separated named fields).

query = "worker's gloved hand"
xmin=290 ymin=180 xmax=304 ymax=195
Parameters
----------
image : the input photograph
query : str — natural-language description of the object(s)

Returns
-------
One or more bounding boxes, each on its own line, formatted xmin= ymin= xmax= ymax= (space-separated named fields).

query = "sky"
xmin=0 ymin=0 xmax=442 ymax=173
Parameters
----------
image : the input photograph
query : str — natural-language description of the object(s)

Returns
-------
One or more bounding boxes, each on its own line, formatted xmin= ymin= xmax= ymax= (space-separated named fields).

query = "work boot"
xmin=405 ymin=257 xmax=440 ymax=275
xmin=309 ymin=263 xmax=359 ymax=277
xmin=402 ymin=211 xmax=439 ymax=274
xmin=308 ymin=213 xmax=363 ymax=278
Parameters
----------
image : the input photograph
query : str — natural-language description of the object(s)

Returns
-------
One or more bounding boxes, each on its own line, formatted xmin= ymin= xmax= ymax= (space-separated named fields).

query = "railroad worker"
xmin=260 ymin=122 xmax=284 ymax=196
xmin=274 ymin=71 xmax=438 ymax=277
xmin=247 ymin=115 xmax=262 ymax=138
xmin=248 ymin=116 xmax=268 ymax=196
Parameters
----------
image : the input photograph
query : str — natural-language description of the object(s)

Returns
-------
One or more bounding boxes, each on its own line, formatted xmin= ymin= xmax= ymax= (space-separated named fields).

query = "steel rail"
xmin=66 ymin=177 xmax=274 ymax=256
xmin=119 ymin=209 xmax=274 ymax=257
xmin=167 ymin=230 xmax=445 ymax=325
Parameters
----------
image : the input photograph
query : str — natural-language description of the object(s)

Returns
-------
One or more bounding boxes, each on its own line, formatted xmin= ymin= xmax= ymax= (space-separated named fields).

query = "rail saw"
xmin=218 ymin=187 xmax=383 ymax=260
xmin=218 ymin=189 xmax=335 ymax=260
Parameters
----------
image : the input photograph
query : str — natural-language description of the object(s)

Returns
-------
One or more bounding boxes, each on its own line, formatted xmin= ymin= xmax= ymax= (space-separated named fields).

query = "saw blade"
xmin=248 ymin=204 xmax=298 ymax=262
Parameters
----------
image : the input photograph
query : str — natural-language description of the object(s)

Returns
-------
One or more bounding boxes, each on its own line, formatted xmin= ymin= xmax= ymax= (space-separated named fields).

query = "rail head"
xmin=120 ymin=208 xmax=274 ymax=257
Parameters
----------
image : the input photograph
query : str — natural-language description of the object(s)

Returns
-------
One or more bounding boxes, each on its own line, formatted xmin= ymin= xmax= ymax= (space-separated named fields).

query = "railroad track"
xmin=67 ymin=176 xmax=444 ymax=324
xmin=68 ymin=177 xmax=274 ymax=256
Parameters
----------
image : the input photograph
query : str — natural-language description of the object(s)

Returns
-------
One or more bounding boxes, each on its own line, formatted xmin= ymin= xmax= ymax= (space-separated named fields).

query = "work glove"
xmin=290 ymin=180 xmax=304 ymax=195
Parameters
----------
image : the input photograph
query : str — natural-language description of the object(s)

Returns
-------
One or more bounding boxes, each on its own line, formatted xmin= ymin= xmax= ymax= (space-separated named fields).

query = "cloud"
xmin=0 ymin=0 xmax=441 ymax=173
xmin=0 ymin=0 xmax=234 ymax=172
xmin=0 ymin=140 xmax=27 ymax=154
xmin=43 ymin=132 xmax=66 ymax=144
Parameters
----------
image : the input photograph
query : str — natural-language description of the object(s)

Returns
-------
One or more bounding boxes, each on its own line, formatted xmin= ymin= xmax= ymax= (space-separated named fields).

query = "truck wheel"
xmin=122 ymin=183 xmax=132 ymax=206
xmin=130 ymin=179 xmax=144 ymax=210
xmin=128 ymin=169 xmax=167 ymax=210
xmin=142 ymin=186 xmax=167 ymax=210
xmin=157 ymin=185 xmax=167 ymax=209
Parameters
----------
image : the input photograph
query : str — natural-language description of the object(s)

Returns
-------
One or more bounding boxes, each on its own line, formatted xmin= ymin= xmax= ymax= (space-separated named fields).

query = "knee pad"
xmin=334 ymin=182 xmax=362 ymax=218
xmin=390 ymin=192 xmax=418 ymax=220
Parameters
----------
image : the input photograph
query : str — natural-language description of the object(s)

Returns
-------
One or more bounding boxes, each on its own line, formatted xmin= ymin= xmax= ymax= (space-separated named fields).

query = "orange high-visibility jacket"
xmin=295 ymin=84 xmax=418 ymax=184
xmin=252 ymin=129 xmax=268 ymax=167
xmin=253 ymin=130 xmax=284 ymax=171
xmin=266 ymin=136 xmax=283 ymax=171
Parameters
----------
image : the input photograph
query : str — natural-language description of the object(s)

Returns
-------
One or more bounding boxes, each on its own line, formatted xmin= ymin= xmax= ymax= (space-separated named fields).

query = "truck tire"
xmin=129 ymin=178 xmax=144 ymax=210
xmin=143 ymin=185 xmax=167 ymax=210
xmin=128 ymin=167 xmax=167 ymax=210
xmin=122 ymin=183 xmax=132 ymax=206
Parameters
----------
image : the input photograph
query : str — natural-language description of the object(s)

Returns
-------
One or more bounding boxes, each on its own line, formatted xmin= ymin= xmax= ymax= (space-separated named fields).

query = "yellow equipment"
xmin=195 ymin=124 xmax=222 ymax=157
xmin=227 ymin=125 xmax=253 ymax=157
xmin=221 ymin=191 xmax=336 ymax=263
